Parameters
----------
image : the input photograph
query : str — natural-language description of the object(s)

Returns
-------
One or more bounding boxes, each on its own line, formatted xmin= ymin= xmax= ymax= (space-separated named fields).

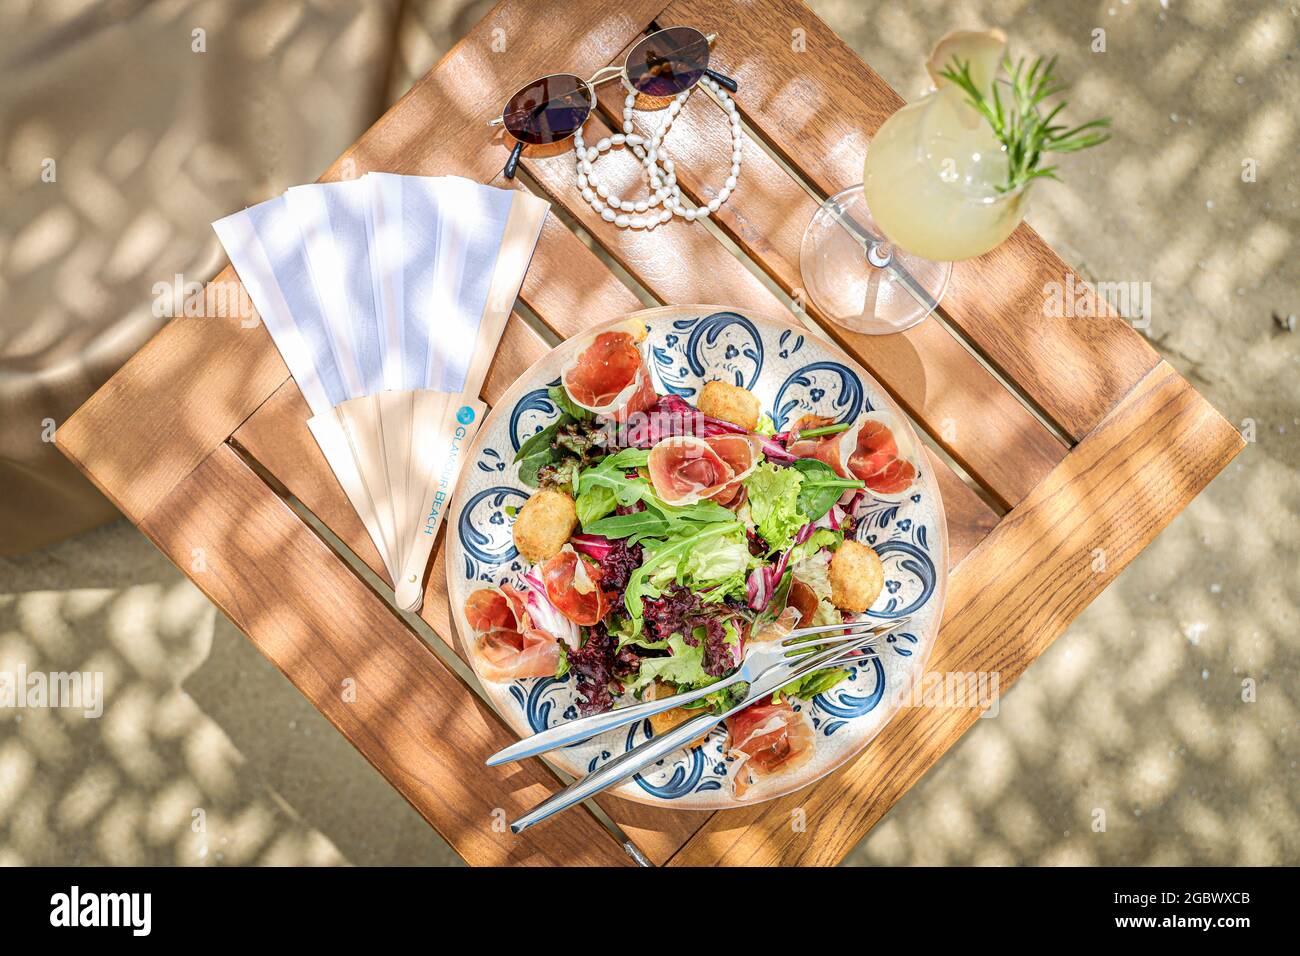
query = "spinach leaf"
xmin=548 ymin=383 xmax=594 ymax=422
xmin=792 ymin=458 xmax=863 ymax=521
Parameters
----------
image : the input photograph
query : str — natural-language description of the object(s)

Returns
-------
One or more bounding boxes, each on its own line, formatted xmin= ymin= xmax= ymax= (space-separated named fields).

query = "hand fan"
xmin=213 ymin=174 xmax=548 ymax=612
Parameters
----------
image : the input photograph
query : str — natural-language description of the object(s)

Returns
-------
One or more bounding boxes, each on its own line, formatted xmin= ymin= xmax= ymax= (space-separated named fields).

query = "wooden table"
xmin=58 ymin=0 xmax=1244 ymax=866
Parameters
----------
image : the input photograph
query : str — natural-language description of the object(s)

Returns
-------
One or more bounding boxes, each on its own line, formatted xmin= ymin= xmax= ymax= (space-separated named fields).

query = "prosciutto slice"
xmin=789 ymin=410 xmax=920 ymax=502
xmin=647 ymin=434 xmax=763 ymax=506
xmin=702 ymin=433 xmax=762 ymax=506
xmin=725 ymin=699 xmax=816 ymax=797
xmin=560 ymin=320 xmax=657 ymax=422
xmin=463 ymin=587 xmax=559 ymax=682
xmin=539 ymin=546 xmax=610 ymax=626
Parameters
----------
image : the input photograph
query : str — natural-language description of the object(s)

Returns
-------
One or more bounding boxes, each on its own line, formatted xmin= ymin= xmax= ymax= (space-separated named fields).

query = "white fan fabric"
xmin=213 ymin=174 xmax=549 ymax=611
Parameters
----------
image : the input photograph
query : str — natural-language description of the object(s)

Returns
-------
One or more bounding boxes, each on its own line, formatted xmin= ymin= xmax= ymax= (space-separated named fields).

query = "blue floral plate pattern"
xmin=447 ymin=306 xmax=949 ymax=809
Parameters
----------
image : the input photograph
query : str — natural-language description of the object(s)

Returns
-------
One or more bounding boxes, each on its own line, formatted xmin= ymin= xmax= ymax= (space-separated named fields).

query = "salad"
xmin=462 ymin=319 xmax=921 ymax=794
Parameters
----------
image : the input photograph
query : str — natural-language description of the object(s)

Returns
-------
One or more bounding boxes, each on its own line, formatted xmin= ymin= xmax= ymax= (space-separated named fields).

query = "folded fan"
xmin=214 ymin=174 xmax=548 ymax=612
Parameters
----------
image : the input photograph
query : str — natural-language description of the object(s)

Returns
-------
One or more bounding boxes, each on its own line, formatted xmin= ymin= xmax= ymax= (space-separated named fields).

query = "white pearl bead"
xmin=646 ymin=217 xmax=657 ymax=231
xmin=630 ymin=216 xmax=645 ymax=229
xmin=577 ymin=173 xmax=588 ymax=188
xmin=732 ymin=149 xmax=742 ymax=163
xmin=731 ymin=163 xmax=741 ymax=177
xmin=623 ymin=121 xmax=633 ymax=134
xmin=615 ymin=214 xmax=629 ymax=227
xmin=668 ymin=101 xmax=681 ymax=116
xmin=626 ymin=134 xmax=643 ymax=146
xmin=718 ymin=187 xmax=731 ymax=202
xmin=582 ymin=160 xmax=593 ymax=174
xmin=664 ymin=158 xmax=675 ymax=171
xmin=707 ymin=198 xmax=721 ymax=212
xmin=587 ymin=147 xmax=598 ymax=161
xmin=620 ymin=200 xmax=635 ymax=212
xmin=607 ymin=195 xmax=621 ymax=208
xmin=725 ymin=175 xmax=737 ymax=190
xmin=659 ymin=209 xmax=672 ymax=223
xmin=601 ymin=207 xmax=616 ymax=222
xmin=582 ymin=187 xmax=594 ymax=202
xmin=596 ymin=183 xmax=609 ymax=198
xmin=695 ymin=206 xmax=710 ymax=219
xmin=590 ymin=197 xmax=604 ymax=211
xmin=683 ymin=208 xmax=696 ymax=221
xmin=611 ymin=133 xmax=625 ymax=146
xmin=634 ymin=200 xmax=648 ymax=213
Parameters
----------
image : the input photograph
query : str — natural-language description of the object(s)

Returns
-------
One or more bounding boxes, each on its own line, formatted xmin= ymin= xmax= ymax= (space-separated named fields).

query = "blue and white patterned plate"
xmin=447 ymin=306 xmax=949 ymax=809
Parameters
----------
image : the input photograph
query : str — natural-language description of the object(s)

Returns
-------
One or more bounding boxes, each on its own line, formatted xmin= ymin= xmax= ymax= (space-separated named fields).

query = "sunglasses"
xmin=489 ymin=26 xmax=739 ymax=179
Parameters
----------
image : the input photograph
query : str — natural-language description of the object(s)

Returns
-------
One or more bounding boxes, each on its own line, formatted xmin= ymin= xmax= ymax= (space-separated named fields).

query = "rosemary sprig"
xmin=938 ymin=53 xmax=1111 ymax=193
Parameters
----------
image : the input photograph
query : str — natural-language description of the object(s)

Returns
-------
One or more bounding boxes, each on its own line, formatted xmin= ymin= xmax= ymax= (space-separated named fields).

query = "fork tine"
xmin=778 ymin=633 xmax=878 ymax=679
xmin=780 ymin=614 xmax=911 ymax=648
xmin=782 ymin=630 xmax=879 ymax=658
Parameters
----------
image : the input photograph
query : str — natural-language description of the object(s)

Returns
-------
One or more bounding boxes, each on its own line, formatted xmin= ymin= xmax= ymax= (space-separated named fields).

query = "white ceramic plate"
xmin=447 ymin=306 xmax=948 ymax=808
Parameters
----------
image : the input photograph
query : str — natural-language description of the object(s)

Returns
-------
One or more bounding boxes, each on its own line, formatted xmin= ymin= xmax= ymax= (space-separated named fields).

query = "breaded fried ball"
xmin=829 ymin=540 xmax=884 ymax=613
xmin=645 ymin=681 xmax=712 ymax=749
xmin=698 ymin=380 xmax=761 ymax=431
xmin=511 ymin=488 xmax=577 ymax=564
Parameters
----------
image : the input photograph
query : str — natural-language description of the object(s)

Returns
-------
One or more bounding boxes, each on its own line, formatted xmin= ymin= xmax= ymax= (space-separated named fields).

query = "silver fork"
xmin=487 ymin=616 xmax=909 ymax=767
xmin=508 ymin=627 xmax=886 ymax=833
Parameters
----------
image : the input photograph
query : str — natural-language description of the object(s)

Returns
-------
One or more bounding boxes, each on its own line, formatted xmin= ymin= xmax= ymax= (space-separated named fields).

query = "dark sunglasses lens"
xmin=626 ymin=27 xmax=710 ymax=97
xmin=502 ymin=74 xmax=592 ymax=145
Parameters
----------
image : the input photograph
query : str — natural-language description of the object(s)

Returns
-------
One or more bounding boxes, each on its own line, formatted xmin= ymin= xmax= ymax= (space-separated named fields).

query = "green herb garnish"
xmin=939 ymin=53 xmax=1111 ymax=193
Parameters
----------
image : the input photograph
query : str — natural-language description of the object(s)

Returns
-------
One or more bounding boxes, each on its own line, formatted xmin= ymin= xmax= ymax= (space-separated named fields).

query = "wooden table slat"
xmin=663 ymin=0 xmax=1161 ymax=441
xmin=667 ymin=361 xmax=1244 ymax=865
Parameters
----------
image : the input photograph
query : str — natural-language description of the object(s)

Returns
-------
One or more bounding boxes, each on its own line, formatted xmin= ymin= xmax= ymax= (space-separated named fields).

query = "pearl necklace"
xmin=573 ymin=75 xmax=743 ymax=230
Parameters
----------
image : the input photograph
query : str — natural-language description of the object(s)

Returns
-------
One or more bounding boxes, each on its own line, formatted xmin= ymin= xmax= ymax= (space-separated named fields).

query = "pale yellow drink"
xmin=863 ymin=84 xmax=1029 ymax=262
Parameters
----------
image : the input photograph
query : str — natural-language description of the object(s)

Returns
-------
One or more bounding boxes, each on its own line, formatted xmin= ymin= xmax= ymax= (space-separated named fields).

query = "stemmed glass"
xmin=800 ymin=32 xmax=1032 ymax=335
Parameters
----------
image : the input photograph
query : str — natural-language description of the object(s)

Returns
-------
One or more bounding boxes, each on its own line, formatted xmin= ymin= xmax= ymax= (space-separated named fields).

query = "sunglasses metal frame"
xmin=491 ymin=28 xmax=736 ymax=179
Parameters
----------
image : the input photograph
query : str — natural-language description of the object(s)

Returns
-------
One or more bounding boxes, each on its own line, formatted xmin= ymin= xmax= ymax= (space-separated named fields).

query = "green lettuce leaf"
xmin=621 ymin=632 xmax=716 ymax=694
xmin=744 ymin=462 xmax=808 ymax=551
xmin=575 ymin=483 xmax=617 ymax=527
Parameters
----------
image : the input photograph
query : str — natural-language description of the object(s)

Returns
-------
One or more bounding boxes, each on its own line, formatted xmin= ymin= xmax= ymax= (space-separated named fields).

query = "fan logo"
xmin=456 ymin=405 xmax=475 ymax=424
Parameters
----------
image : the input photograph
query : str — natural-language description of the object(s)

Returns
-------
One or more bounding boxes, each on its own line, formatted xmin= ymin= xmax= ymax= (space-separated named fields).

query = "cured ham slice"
xmin=789 ymin=410 xmax=920 ymax=502
xmin=725 ymin=699 xmax=815 ymax=796
xmin=847 ymin=414 xmax=918 ymax=497
xmin=560 ymin=320 xmax=657 ymax=422
xmin=648 ymin=436 xmax=732 ymax=505
xmin=647 ymin=434 xmax=763 ymax=506
xmin=539 ymin=547 xmax=610 ymax=626
xmin=463 ymin=587 xmax=559 ymax=682
xmin=703 ymin=433 xmax=762 ymax=506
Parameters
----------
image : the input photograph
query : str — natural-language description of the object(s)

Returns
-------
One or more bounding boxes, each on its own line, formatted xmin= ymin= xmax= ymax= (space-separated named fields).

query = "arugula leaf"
xmin=791 ymin=458 xmax=863 ymax=521
xmin=548 ymin=383 xmax=594 ymax=421
xmin=744 ymin=462 xmax=807 ymax=551
xmin=582 ymin=507 xmax=670 ymax=540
